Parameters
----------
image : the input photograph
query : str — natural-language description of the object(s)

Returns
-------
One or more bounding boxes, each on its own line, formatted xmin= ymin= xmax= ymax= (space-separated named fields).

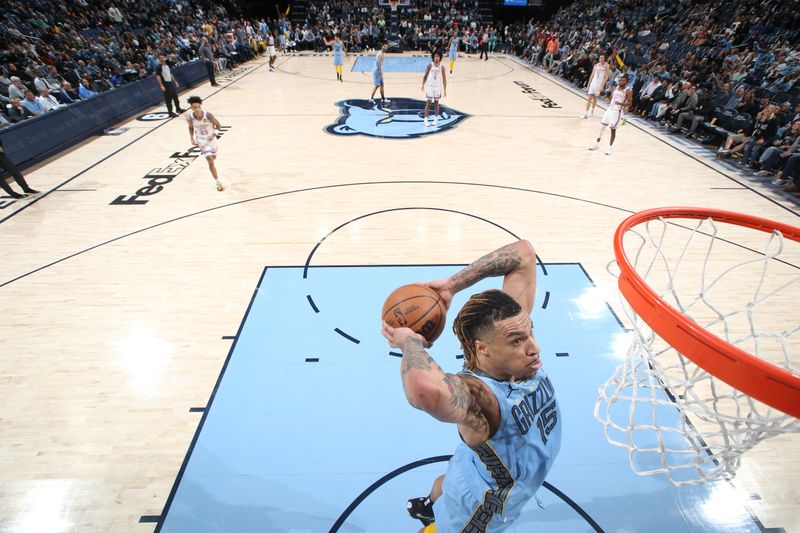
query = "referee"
xmin=155 ymin=54 xmax=185 ymax=117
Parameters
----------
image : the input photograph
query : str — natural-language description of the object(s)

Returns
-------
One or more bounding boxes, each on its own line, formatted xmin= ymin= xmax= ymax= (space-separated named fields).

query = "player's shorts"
xmin=449 ymin=50 xmax=456 ymax=60
xmin=372 ymin=69 xmax=382 ymax=86
xmin=425 ymin=86 xmax=442 ymax=100
xmin=197 ymin=138 xmax=218 ymax=158
xmin=601 ymin=107 xmax=624 ymax=129
xmin=333 ymin=54 xmax=343 ymax=66
xmin=587 ymin=81 xmax=603 ymax=96
xmin=268 ymin=46 xmax=276 ymax=57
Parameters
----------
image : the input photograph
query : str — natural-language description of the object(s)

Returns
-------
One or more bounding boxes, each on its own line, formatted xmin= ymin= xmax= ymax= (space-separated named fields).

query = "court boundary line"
xmin=4 ymin=181 xmax=797 ymax=290
xmin=501 ymin=56 xmax=799 ymax=217
xmin=152 ymin=263 xmax=602 ymax=533
xmin=152 ymin=265 xmax=268 ymax=533
xmin=0 ymin=57 xmax=278 ymax=225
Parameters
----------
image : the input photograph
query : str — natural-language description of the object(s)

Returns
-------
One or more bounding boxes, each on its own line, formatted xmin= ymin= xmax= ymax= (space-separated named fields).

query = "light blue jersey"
xmin=333 ymin=41 xmax=344 ymax=65
xmin=433 ymin=368 xmax=562 ymax=532
xmin=373 ymin=50 xmax=385 ymax=86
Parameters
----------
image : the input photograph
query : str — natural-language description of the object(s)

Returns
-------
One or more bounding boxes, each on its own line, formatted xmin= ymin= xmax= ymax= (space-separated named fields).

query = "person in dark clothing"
xmin=198 ymin=38 xmax=219 ymax=87
xmin=672 ymin=90 xmax=715 ymax=137
xmin=155 ymin=54 xmax=185 ymax=117
xmin=0 ymin=138 xmax=39 ymax=199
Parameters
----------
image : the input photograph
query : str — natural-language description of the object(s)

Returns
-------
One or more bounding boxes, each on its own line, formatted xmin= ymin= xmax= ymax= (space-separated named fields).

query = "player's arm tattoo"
xmin=449 ymin=241 xmax=523 ymax=292
xmin=444 ymin=375 xmax=490 ymax=436
xmin=400 ymin=336 xmax=440 ymax=376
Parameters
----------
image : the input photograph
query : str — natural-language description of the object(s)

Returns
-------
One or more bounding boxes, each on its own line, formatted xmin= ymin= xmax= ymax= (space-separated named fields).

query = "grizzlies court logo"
xmin=325 ymin=98 xmax=469 ymax=139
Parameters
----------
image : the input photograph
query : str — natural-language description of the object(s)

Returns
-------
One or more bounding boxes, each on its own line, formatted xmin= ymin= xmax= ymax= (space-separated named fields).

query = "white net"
xmin=595 ymin=214 xmax=800 ymax=485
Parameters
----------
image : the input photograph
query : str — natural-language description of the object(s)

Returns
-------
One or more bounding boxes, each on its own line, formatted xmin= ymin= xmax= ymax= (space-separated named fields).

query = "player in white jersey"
xmin=589 ymin=75 xmax=632 ymax=155
xmin=581 ymin=55 xmax=608 ymax=118
xmin=422 ymin=50 xmax=447 ymax=127
xmin=186 ymin=96 xmax=224 ymax=191
xmin=268 ymin=33 xmax=277 ymax=71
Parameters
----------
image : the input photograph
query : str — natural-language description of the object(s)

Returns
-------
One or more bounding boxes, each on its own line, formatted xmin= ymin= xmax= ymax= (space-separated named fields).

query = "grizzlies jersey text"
xmin=432 ymin=369 xmax=562 ymax=532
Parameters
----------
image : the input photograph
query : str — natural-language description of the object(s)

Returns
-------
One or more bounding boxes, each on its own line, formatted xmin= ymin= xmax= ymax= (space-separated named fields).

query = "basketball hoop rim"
xmin=614 ymin=206 xmax=800 ymax=418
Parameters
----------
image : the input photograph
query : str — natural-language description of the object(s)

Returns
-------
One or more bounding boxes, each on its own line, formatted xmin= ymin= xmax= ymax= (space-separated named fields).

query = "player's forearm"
xmin=447 ymin=240 xmax=534 ymax=294
xmin=401 ymin=336 xmax=467 ymax=422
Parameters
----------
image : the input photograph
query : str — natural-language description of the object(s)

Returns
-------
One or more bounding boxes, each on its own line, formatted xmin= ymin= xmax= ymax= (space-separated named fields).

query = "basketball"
xmin=382 ymin=284 xmax=446 ymax=343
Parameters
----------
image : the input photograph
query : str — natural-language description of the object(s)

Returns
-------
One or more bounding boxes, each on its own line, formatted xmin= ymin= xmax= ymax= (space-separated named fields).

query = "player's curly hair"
xmin=453 ymin=289 xmax=522 ymax=371
xmin=187 ymin=95 xmax=203 ymax=105
xmin=432 ymin=49 xmax=443 ymax=61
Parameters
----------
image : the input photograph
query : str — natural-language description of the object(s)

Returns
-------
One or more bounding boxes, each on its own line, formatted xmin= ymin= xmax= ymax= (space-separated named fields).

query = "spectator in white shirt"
xmin=8 ymin=77 xmax=27 ymax=100
xmin=37 ymin=88 xmax=61 ymax=111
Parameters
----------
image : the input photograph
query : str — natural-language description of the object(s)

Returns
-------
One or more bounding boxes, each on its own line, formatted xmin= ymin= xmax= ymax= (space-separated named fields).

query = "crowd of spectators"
xmin=504 ymin=0 xmax=800 ymax=193
xmin=290 ymin=0 xmax=492 ymax=54
xmin=0 ymin=0 xmax=279 ymax=127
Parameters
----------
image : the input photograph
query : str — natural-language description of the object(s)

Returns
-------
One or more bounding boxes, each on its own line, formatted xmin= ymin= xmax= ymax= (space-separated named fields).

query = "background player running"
xmin=186 ymin=95 xmax=225 ymax=191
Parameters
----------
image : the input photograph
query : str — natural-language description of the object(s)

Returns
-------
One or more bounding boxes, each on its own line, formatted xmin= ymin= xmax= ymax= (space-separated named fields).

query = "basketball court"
xmin=1 ymin=48 xmax=798 ymax=533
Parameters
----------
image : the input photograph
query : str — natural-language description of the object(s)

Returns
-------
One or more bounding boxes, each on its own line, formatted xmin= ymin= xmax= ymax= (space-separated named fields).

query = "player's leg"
xmin=206 ymin=153 xmax=223 ymax=191
xmin=590 ymin=121 xmax=608 ymax=150
xmin=424 ymin=98 xmax=431 ymax=126
xmin=433 ymin=97 xmax=440 ymax=126
xmin=408 ymin=475 xmax=444 ymax=526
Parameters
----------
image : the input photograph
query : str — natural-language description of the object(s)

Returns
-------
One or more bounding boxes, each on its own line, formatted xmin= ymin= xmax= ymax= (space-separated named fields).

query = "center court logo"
xmin=325 ymin=98 xmax=469 ymax=139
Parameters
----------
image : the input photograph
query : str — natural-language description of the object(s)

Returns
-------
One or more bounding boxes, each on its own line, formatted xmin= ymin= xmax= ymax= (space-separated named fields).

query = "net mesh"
xmin=595 ymin=215 xmax=800 ymax=485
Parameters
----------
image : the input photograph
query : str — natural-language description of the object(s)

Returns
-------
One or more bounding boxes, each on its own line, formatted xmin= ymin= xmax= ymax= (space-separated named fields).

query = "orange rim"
xmin=614 ymin=207 xmax=800 ymax=418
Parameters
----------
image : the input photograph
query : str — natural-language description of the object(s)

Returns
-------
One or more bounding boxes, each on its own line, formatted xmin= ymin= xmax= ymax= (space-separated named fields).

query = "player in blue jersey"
xmin=369 ymin=41 xmax=390 ymax=105
xmin=382 ymin=239 xmax=562 ymax=533
xmin=448 ymin=32 xmax=459 ymax=75
xmin=331 ymin=33 xmax=346 ymax=82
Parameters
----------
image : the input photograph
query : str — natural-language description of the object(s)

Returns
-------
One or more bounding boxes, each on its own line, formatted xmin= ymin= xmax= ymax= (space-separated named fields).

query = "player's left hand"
xmin=382 ymin=321 xmax=430 ymax=349
xmin=420 ymin=278 xmax=454 ymax=310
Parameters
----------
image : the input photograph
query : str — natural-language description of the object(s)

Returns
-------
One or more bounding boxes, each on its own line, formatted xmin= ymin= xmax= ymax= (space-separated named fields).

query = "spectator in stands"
xmin=78 ymin=78 xmax=97 ymax=100
xmin=754 ymin=121 xmax=800 ymax=177
xmin=21 ymin=90 xmax=46 ymax=116
xmin=672 ymin=89 xmax=715 ymax=138
xmin=741 ymin=104 xmax=780 ymax=167
xmin=37 ymin=88 xmax=61 ymax=112
xmin=6 ymin=99 xmax=31 ymax=123
xmin=59 ymin=82 xmax=79 ymax=104
xmin=8 ymin=77 xmax=27 ymax=101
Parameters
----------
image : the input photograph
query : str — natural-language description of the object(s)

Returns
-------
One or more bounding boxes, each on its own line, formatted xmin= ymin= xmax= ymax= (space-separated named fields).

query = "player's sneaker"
xmin=605 ymin=147 xmax=613 ymax=155
xmin=382 ymin=98 xmax=391 ymax=104
xmin=216 ymin=180 xmax=224 ymax=191
xmin=588 ymin=143 xmax=599 ymax=150
xmin=433 ymin=116 xmax=438 ymax=126
xmin=424 ymin=117 xmax=430 ymax=127
xmin=580 ymin=112 xmax=589 ymax=119
xmin=368 ymin=98 xmax=375 ymax=105
xmin=407 ymin=496 xmax=435 ymax=526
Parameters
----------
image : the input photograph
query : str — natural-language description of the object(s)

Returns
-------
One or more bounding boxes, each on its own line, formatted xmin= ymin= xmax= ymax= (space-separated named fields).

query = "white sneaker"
xmin=771 ymin=178 xmax=786 ymax=186
xmin=580 ymin=112 xmax=589 ymax=119
xmin=588 ymin=143 xmax=599 ymax=151
xmin=433 ymin=117 xmax=438 ymax=126
xmin=216 ymin=180 xmax=224 ymax=191
xmin=605 ymin=147 xmax=613 ymax=155
xmin=424 ymin=117 xmax=430 ymax=127
xmin=368 ymin=98 xmax=375 ymax=104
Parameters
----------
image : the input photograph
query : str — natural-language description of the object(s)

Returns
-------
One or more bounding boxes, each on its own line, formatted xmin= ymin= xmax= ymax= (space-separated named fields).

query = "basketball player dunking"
xmin=581 ymin=54 xmax=608 ymax=119
xmin=589 ymin=75 xmax=632 ymax=155
xmin=369 ymin=42 xmax=390 ymax=105
xmin=186 ymin=96 xmax=225 ymax=191
xmin=382 ymin=239 xmax=562 ymax=533
xmin=422 ymin=50 xmax=447 ymax=127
